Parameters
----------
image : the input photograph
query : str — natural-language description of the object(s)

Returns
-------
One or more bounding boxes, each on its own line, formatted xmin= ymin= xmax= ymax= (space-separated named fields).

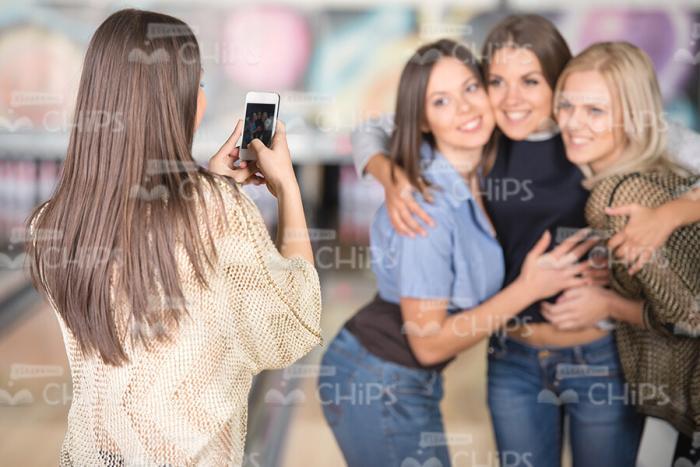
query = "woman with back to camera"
xmin=318 ymin=38 xmax=598 ymax=467
xmin=352 ymin=15 xmax=700 ymax=467
xmin=25 ymin=9 xmax=322 ymax=466
xmin=549 ymin=41 xmax=700 ymax=465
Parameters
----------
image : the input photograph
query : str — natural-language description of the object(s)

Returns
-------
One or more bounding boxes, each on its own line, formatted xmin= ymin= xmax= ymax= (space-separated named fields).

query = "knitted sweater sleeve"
xmin=602 ymin=174 xmax=700 ymax=338
xmin=210 ymin=180 xmax=324 ymax=374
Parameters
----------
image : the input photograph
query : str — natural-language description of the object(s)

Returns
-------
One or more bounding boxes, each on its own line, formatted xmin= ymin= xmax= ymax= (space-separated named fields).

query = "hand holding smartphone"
xmin=237 ymin=91 xmax=280 ymax=161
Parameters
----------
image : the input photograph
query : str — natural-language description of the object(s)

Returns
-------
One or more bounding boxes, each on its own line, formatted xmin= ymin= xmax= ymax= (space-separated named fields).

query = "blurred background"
xmin=0 ymin=0 xmax=698 ymax=466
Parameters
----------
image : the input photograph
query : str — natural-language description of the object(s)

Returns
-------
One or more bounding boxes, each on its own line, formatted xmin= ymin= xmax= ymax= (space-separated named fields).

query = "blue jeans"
xmin=317 ymin=327 xmax=450 ymax=467
xmin=487 ymin=332 xmax=644 ymax=467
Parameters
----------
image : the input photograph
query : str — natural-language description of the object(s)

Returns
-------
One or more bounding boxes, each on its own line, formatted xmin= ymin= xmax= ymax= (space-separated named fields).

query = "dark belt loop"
xmin=488 ymin=330 xmax=508 ymax=357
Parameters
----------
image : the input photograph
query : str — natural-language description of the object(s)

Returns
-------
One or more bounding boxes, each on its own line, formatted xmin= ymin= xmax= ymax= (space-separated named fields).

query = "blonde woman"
xmin=25 ymin=9 xmax=322 ymax=466
xmin=551 ymin=41 xmax=700 ymax=463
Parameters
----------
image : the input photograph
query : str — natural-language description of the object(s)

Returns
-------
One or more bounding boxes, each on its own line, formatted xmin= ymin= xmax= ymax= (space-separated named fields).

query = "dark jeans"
xmin=317 ymin=327 xmax=450 ymax=467
xmin=487 ymin=332 xmax=644 ymax=467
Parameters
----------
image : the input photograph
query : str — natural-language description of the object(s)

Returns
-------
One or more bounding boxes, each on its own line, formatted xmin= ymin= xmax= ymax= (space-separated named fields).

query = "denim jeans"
xmin=317 ymin=327 xmax=450 ymax=467
xmin=487 ymin=332 xmax=644 ymax=467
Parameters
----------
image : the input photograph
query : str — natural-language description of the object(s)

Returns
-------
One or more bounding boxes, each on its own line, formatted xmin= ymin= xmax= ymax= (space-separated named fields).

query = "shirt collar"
xmin=419 ymin=141 xmax=474 ymax=209
xmin=525 ymin=121 xmax=561 ymax=142
xmin=419 ymin=140 xmax=498 ymax=239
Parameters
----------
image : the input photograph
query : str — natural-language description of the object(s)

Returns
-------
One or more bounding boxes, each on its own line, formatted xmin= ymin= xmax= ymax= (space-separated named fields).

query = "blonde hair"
xmin=554 ymin=41 xmax=686 ymax=187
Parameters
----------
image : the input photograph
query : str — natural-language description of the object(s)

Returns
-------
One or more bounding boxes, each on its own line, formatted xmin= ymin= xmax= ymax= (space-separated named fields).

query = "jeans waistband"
xmin=489 ymin=331 xmax=616 ymax=360
xmin=331 ymin=327 xmax=442 ymax=379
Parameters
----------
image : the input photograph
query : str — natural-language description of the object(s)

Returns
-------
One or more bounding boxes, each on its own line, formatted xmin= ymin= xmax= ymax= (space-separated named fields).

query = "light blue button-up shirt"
xmin=370 ymin=141 xmax=505 ymax=312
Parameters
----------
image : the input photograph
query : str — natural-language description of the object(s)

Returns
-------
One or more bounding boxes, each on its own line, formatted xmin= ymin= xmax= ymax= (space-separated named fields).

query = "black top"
xmin=344 ymin=294 xmax=453 ymax=372
xmin=483 ymin=133 xmax=590 ymax=324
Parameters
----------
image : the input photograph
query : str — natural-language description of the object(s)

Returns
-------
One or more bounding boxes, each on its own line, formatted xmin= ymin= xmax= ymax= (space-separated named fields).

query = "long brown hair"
xmin=481 ymin=14 xmax=572 ymax=90
xmin=25 ymin=9 xmax=235 ymax=366
xmin=389 ymin=39 xmax=488 ymax=190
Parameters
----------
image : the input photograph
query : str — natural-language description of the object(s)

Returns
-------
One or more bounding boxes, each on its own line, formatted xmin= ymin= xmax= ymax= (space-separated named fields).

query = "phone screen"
xmin=241 ymin=103 xmax=276 ymax=149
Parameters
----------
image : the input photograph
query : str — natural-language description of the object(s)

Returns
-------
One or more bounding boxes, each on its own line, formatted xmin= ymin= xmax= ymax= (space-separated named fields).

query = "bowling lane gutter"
xmin=0 ymin=272 xmax=42 ymax=336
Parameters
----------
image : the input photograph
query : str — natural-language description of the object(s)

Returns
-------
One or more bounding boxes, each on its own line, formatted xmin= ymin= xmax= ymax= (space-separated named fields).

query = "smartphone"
xmin=237 ymin=91 xmax=280 ymax=161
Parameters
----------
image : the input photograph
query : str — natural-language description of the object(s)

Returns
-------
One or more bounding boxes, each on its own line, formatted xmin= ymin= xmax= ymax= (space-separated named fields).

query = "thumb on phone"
xmin=271 ymin=120 xmax=287 ymax=149
xmin=248 ymin=138 xmax=267 ymax=156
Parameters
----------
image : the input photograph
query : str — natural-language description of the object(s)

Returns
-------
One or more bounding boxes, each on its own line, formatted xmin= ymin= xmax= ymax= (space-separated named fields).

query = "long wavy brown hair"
xmin=389 ymin=39 xmax=491 ymax=191
xmin=25 ymin=9 xmax=235 ymax=366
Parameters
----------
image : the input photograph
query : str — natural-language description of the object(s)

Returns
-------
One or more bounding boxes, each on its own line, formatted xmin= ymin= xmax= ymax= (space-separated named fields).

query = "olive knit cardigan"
xmin=586 ymin=171 xmax=700 ymax=436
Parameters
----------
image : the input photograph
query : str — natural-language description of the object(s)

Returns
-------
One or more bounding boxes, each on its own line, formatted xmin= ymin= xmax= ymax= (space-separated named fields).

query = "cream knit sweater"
xmin=33 ymin=177 xmax=323 ymax=466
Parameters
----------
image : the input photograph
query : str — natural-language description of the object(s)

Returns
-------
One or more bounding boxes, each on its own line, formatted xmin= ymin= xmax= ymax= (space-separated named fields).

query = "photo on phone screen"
xmin=241 ymin=103 xmax=276 ymax=149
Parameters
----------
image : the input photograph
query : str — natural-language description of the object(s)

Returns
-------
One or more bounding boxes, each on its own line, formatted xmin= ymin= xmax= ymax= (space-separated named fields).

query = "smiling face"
xmin=423 ymin=57 xmax=495 ymax=153
xmin=556 ymin=70 xmax=624 ymax=173
xmin=487 ymin=47 xmax=554 ymax=140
